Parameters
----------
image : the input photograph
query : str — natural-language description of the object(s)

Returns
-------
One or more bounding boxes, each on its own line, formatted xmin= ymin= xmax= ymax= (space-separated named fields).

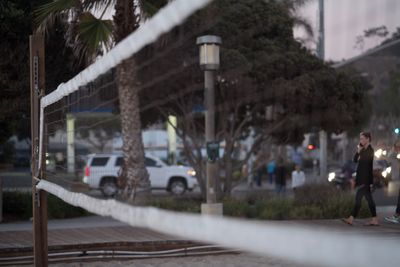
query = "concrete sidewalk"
xmin=1 ymin=211 xmax=398 ymax=248
xmin=0 ymin=215 xmax=127 ymax=232
xmin=0 ymin=213 xmax=399 ymax=267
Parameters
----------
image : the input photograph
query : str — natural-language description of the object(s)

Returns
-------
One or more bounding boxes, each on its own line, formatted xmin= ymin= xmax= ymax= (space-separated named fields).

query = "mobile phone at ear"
xmin=359 ymin=143 xmax=363 ymax=147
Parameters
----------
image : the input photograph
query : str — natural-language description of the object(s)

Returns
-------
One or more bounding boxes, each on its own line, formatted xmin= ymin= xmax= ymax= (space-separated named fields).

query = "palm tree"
xmin=282 ymin=0 xmax=314 ymax=44
xmin=35 ymin=0 xmax=168 ymax=202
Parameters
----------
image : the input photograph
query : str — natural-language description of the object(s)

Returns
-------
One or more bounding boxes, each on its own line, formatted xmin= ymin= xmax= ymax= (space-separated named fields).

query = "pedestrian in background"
xmin=253 ymin=153 xmax=265 ymax=187
xmin=342 ymin=132 xmax=379 ymax=226
xmin=385 ymin=187 xmax=400 ymax=224
xmin=267 ymin=159 xmax=276 ymax=184
xmin=275 ymin=157 xmax=286 ymax=195
xmin=291 ymin=164 xmax=305 ymax=191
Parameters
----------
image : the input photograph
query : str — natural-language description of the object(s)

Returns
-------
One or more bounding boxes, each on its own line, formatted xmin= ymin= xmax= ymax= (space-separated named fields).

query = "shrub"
xmin=147 ymin=197 xmax=201 ymax=213
xmin=2 ymin=185 xmax=373 ymax=222
xmin=294 ymin=184 xmax=341 ymax=206
xmin=3 ymin=191 xmax=32 ymax=220
xmin=2 ymin=191 xmax=91 ymax=221
xmin=223 ymin=198 xmax=251 ymax=218
xmin=321 ymin=194 xmax=353 ymax=219
xmin=259 ymin=198 xmax=293 ymax=220
xmin=47 ymin=194 xmax=91 ymax=219
xmin=289 ymin=205 xmax=323 ymax=220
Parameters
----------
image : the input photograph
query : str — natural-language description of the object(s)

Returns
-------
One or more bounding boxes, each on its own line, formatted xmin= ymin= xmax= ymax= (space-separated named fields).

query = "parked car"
xmin=373 ymin=159 xmax=391 ymax=188
xmin=82 ymin=153 xmax=198 ymax=197
xmin=328 ymin=159 xmax=391 ymax=190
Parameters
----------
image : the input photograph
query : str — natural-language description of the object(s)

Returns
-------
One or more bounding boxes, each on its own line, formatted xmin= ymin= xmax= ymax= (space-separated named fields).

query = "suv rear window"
xmin=90 ymin=157 xmax=109 ymax=166
xmin=145 ymin=157 xmax=158 ymax=167
xmin=115 ymin=157 xmax=158 ymax=167
xmin=116 ymin=157 xmax=123 ymax=167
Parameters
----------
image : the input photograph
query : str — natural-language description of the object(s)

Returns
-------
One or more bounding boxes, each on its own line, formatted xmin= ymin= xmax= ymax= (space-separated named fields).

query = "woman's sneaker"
xmin=385 ymin=214 xmax=400 ymax=224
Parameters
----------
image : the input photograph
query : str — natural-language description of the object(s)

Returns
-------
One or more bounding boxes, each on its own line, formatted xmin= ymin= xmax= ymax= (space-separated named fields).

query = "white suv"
xmin=82 ymin=153 xmax=198 ymax=197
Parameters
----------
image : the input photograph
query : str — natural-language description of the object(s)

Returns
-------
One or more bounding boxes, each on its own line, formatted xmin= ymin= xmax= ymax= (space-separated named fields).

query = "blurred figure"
xmin=267 ymin=159 xmax=276 ymax=184
xmin=253 ymin=152 xmax=266 ymax=187
xmin=247 ymin=153 xmax=255 ymax=188
xmin=385 ymin=188 xmax=400 ymax=224
xmin=291 ymin=164 xmax=305 ymax=191
xmin=342 ymin=160 xmax=356 ymax=190
xmin=275 ymin=157 xmax=286 ymax=195
xmin=388 ymin=143 xmax=399 ymax=181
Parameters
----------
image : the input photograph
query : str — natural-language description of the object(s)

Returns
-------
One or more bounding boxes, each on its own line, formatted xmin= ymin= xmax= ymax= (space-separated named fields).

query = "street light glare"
xmin=374 ymin=149 xmax=383 ymax=158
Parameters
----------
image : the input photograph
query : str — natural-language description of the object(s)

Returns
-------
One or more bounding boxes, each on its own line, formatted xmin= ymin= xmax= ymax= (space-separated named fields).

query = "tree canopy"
xmin=138 ymin=0 xmax=371 ymax=145
xmin=0 ymin=0 xmax=82 ymax=145
xmin=134 ymin=0 xmax=372 ymax=196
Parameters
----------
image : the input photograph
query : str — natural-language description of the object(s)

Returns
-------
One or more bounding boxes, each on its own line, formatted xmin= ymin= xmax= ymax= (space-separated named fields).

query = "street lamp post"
xmin=197 ymin=35 xmax=223 ymax=216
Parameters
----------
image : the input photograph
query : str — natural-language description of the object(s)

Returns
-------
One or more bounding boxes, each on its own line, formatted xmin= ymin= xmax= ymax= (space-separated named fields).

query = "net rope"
xmin=37 ymin=179 xmax=400 ymax=267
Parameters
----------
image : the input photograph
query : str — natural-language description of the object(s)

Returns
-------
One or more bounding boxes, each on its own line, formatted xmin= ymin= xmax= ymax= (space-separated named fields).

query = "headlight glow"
xmin=187 ymin=169 xmax=196 ymax=177
xmin=375 ymin=149 xmax=383 ymax=158
xmin=328 ymin=172 xmax=335 ymax=182
xmin=386 ymin=166 xmax=391 ymax=174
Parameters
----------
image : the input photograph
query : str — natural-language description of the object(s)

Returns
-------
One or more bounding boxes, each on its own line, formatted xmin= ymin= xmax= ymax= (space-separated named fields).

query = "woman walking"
xmin=342 ymin=132 xmax=379 ymax=226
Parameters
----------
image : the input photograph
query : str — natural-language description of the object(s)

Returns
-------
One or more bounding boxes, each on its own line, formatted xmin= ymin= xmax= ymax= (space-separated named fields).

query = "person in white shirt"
xmin=291 ymin=164 xmax=305 ymax=190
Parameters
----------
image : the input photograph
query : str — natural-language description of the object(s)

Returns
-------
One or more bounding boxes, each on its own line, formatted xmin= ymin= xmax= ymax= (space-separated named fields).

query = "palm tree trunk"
xmin=114 ymin=0 xmax=150 ymax=203
xmin=116 ymin=58 xmax=151 ymax=202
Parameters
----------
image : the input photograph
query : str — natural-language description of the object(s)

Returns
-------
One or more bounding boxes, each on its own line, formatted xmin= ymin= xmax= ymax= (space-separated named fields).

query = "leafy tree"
xmin=0 ymin=1 xmax=32 ymax=144
xmin=137 ymin=0 xmax=371 ymax=197
xmin=354 ymin=25 xmax=400 ymax=51
xmin=375 ymin=71 xmax=400 ymax=117
xmin=373 ymin=71 xmax=400 ymax=136
xmin=0 ymin=0 xmax=80 ymax=146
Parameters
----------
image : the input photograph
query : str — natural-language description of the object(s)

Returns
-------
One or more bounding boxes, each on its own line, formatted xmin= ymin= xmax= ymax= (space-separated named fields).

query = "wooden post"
xmin=30 ymin=34 xmax=48 ymax=267
xmin=0 ymin=177 xmax=2 ymax=222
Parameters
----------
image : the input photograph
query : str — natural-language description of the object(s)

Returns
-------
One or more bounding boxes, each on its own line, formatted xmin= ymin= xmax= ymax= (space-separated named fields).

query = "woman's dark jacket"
xmin=353 ymin=145 xmax=374 ymax=186
xmin=275 ymin=165 xmax=286 ymax=186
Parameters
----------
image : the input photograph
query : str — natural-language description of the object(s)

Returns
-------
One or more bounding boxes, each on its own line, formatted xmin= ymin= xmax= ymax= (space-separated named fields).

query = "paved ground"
xmin=50 ymin=253 xmax=310 ymax=267
xmin=1 ymin=213 xmax=399 ymax=267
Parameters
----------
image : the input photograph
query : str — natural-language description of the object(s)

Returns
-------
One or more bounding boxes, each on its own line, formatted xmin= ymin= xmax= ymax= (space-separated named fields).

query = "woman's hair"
xmin=360 ymin=131 xmax=372 ymax=142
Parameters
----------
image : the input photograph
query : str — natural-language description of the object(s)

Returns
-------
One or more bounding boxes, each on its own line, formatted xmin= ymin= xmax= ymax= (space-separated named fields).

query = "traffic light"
xmin=306 ymin=133 xmax=318 ymax=150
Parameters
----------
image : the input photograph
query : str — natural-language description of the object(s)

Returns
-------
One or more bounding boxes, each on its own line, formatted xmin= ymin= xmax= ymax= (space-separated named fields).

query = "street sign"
xmin=206 ymin=141 xmax=219 ymax=162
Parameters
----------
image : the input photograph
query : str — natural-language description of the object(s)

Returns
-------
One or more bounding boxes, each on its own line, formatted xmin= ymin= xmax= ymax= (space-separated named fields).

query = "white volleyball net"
xmin=34 ymin=0 xmax=400 ymax=267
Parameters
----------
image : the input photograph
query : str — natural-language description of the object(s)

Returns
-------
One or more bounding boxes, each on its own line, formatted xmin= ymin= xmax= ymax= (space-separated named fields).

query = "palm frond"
xmin=293 ymin=15 xmax=314 ymax=38
xmin=280 ymin=0 xmax=311 ymax=10
xmin=34 ymin=0 xmax=77 ymax=33
xmin=77 ymin=12 xmax=113 ymax=57
xmin=82 ymin=0 xmax=115 ymax=12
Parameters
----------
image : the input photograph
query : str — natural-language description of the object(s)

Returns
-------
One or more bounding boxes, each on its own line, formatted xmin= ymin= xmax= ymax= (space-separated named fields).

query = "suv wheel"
xmin=169 ymin=178 xmax=187 ymax=195
xmin=101 ymin=178 xmax=118 ymax=197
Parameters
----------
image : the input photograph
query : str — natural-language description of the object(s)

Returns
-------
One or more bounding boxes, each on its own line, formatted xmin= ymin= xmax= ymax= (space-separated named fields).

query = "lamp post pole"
xmin=204 ymin=69 xmax=216 ymax=203
xmin=197 ymin=35 xmax=223 ymax=215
